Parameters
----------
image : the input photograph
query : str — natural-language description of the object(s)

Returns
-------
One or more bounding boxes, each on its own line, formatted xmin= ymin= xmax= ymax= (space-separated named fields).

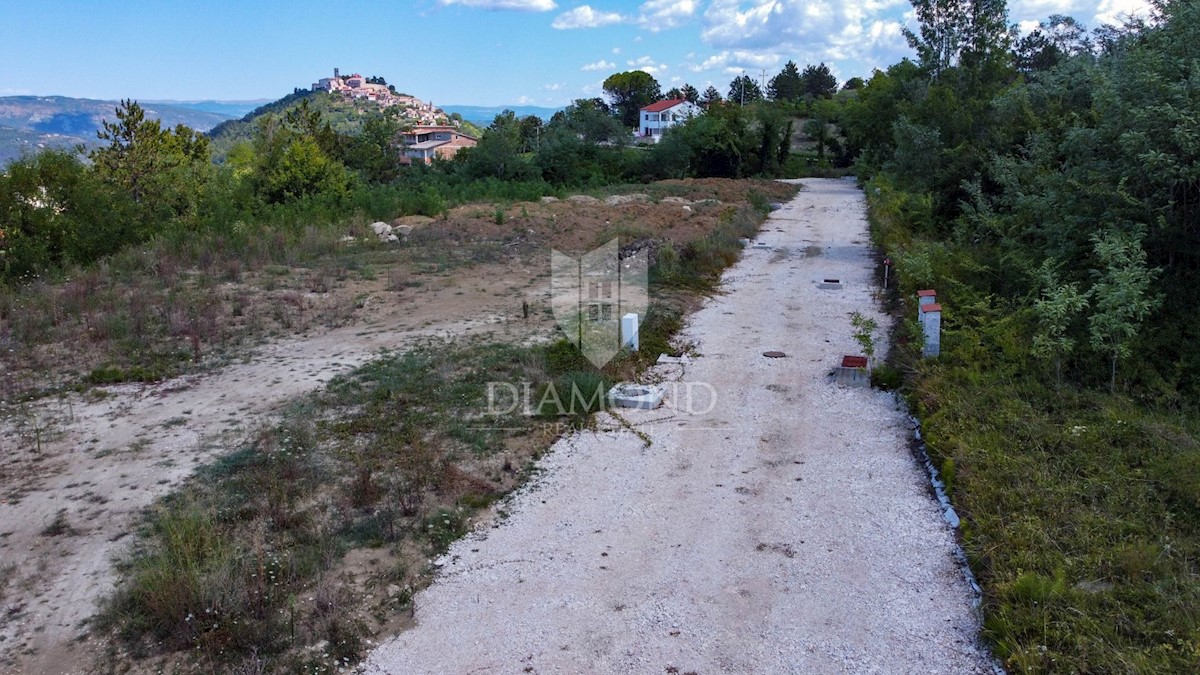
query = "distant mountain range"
xmin=0 ymin=96 xmax=267 ymax=166
xmin=143 ymin=99 xmax=273 ymax=119
xmin=441 ymin=104 xmax=563 ymax=126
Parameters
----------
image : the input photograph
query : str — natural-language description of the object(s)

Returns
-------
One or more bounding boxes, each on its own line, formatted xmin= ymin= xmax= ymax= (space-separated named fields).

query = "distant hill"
xmin=442 ymin=104 xmax=563 ymax=126
xmin=0 ymin=95 xmax=234 ymax=166
xmin=144 ymin=99 xmax=273 ymax=119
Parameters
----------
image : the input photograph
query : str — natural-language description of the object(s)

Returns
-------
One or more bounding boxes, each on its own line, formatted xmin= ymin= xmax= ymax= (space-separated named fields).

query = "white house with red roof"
xmin=637 ymin=99 xmax=702 ymax=140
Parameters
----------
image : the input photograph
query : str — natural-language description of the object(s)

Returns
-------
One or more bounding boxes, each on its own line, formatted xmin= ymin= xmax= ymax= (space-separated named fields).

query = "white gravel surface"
xmin=361 ymin=178 xmax=992 ymax=674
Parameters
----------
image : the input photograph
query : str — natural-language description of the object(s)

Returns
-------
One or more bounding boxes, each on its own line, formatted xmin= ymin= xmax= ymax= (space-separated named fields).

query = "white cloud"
xmin=627 ymin=55 xmax=668 ymax=75
xmin=1093 ymin=0 xmax=1154 ymax=26
xmin=1016 ymin=19 xmax=1041 ymax=34
xmin=516 ymin=95 xmax=534 ymax=104
xmin=440 ymin=0 xmax=556 ymax=10
xmin=552 ymin=5 xmax=625 ymax=29
xmin=637 ymin=0 xmax=698 ymax=31
xmin=690 ymin=49 xmax=781 ymax=73
xmin=612 ymin=46 xmax=621 ymax=54
xmin=582 ymin=59 xmax=617 ymax=71
xmin=542 ymin=82 xmax=565 ymax=90
xmin=699 ymin=0 xmax=908 ymax=76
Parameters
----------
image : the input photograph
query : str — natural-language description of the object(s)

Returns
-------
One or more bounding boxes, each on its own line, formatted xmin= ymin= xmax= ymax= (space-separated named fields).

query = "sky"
xmin=0 ymin=0 xmax=1155 ymax=107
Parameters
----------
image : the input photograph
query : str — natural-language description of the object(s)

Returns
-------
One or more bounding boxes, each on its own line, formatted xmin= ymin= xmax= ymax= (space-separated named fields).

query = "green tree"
xmin=1088 ymin=230 xmax=1160 ymax=393
xmin=727 ymin=75 xmax=763 ymax=104
xmin=0 ymin=150 xmax=135 ymax=282
xmin=548 ymin=98 xmax=626 ymax=144
xmin=340 ymin=115 xmax=403 ymax=183
xmin=768 ymin=61 xmax=804 ymax=102
xmin=602 ymin=71 xmax=662 ymax=128
xmin=904 ymin=0 xmax=970 ymax=77
xmin=904 ymin=0 xmax=1011 ymax=81
xmin=259 ymin=136 xmax=350 ymax=203
xmin=700 ymin=86 xmax=723 ymax=107
xmin=89 ymin=99 xmax=213 ymax=229
xmin=800 ymin=63 xmax=839 ymax=98
xmin=1013 ymin=15 xmax=1091 ymax=73
xmin=518 ymin=115 xmax=544 ymax=153
xmin=1031 ymin=261 xmax=1090 ymax=385
xmin=251 ymin=108 xmax=352 ymax=204
xmin=90 ymin=99 xmax=210 ymax=209
xmin=680 ymin=83 xmax=701 ymax=104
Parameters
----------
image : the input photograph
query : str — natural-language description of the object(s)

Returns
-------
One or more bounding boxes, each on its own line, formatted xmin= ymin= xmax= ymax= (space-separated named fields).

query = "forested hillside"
xmin=840 ymin=1 xmax=1200 ymax=671
xmin=0 ymin=95 xmax=233 ymax=166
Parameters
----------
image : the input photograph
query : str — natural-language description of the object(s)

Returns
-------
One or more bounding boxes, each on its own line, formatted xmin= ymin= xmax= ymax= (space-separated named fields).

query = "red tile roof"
xmin=640 ymin=99 xmax=687 ymax=112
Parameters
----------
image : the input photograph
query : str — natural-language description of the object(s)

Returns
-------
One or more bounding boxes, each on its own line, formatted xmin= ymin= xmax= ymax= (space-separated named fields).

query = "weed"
xmin=40 ymin=509 xmax=76 ymax=537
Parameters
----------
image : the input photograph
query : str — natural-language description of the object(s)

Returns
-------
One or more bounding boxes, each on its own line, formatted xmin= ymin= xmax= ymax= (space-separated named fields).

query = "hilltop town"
xmin=311 ymin=68 xmax=448 ymax=127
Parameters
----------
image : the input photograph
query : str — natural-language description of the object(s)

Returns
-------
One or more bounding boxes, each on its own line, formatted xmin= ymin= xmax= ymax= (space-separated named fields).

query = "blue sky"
xmin=0 ymin=1 xmax=1153 ymax=107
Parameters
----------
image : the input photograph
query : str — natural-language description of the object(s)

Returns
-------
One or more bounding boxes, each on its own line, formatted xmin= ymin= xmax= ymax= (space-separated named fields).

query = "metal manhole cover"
xmin=763 ymin=351 xmax=787 ymax=358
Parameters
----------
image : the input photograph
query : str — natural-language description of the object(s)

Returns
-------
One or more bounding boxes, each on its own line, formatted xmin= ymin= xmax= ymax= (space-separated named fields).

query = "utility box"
xmin=621 ymin=313 xmax=639 ymax=351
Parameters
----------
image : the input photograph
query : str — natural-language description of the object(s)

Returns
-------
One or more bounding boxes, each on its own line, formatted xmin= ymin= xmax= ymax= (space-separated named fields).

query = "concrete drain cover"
xmin=763 ymin=351 xmax=787 ymax=358
xmin=608 ymin=383 xmax=665 ymax=409
xmin=818 ymin=278 xmax=843 ymax=290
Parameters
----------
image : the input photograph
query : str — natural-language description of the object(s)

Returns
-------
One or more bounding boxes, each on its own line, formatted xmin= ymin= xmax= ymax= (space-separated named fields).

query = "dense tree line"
xmin=844 ymin=0 xmax=1197 ymax=397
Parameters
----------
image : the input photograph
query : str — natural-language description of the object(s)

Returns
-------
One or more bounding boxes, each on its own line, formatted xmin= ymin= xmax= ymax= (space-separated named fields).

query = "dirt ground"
xmin=0 ymin=179 xmax=792 ymax=675
xmin=361 ymin=179 xmax=994 ymax=673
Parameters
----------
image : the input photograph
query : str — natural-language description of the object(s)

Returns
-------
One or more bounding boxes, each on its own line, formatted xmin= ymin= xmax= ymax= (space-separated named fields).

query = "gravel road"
xmin=361 ymin=178 xmax=992 ymax=674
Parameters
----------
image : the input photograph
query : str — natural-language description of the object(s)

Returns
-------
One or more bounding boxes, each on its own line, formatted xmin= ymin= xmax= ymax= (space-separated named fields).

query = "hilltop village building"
xmin=311 ymin=68 xmax=444 ymax=125
xmin=309 ymin=68 xmax=480 ymax=164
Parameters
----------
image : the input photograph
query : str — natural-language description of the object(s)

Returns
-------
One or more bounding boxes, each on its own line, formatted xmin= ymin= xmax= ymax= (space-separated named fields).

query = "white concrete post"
xmin=921 ymin=303 xmax=941 ymax=358
xmin=621 ymin=313 xmax=639 ymax=351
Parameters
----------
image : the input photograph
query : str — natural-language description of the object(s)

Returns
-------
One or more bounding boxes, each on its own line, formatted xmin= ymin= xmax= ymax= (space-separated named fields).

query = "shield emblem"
xmin=551 ymin=238 xmax=648 ymax=368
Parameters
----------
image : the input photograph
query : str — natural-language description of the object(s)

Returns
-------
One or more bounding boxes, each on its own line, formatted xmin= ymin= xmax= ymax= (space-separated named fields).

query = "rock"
xmin=370 ymin=221 xmax=394 ymax=242
xmin=605 ymin=194 xmax=652 ymax=206
xmin=660 ymin=196 xmax=690 ymax=204
xmin=769 ymin=202 xmax=784 ymax=211
xmin=386 ymin=234 xmax=399 ymax=243
xmin=540 ymin=196 xmax=559 ymax=203
xmin=566 ymin=195 xmax=600 ymax=204
xmin=393 ymin=225 xmax=414 ymax=238
xmin=681 ymin=205 xmax=693 ymax=216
